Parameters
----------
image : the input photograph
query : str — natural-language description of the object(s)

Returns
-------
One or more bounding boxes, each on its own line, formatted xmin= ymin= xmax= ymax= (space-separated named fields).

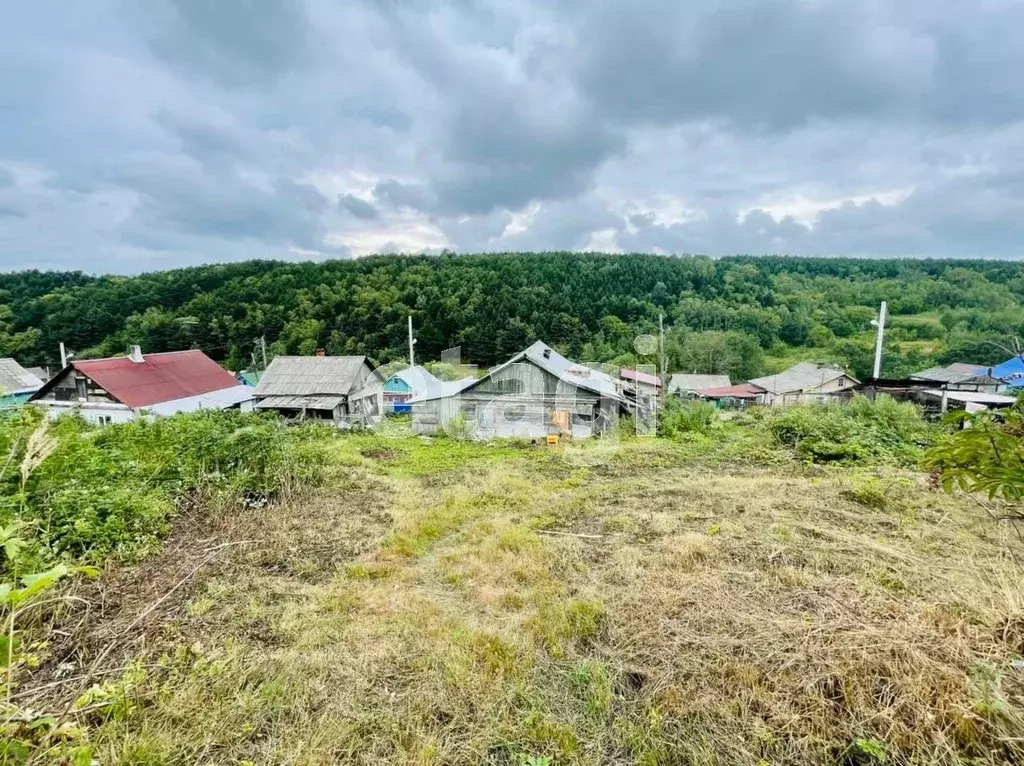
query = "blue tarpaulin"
xmin=993 ymin=355 xmax=1024 ymax=388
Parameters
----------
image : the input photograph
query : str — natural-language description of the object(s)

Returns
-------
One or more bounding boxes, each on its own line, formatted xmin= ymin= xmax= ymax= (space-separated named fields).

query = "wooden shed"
xmin=253 ymin=355 xmax=384 ymax=424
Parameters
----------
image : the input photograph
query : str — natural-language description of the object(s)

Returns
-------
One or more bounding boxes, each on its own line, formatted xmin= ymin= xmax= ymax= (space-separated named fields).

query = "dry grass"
xmin=26 ymin=436 xmax=1024 ymax=764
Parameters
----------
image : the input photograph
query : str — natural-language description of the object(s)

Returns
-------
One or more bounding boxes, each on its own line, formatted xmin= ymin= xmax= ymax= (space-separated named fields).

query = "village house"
xmin=667 ymin=373 xmax=731 ymax=397
xmin=252 ymin=355 xmax=385 ymax=424
xmin=747 ymin=362 xmax=859 ymax=406
xmin=29 ymin=347 xmax=252 ymax=424
xmin=0 ymin=359 xmax=45 ymax=409
xmin=410 ymin=341 xmax=629 ymax=439
xmin=383 ymin=366 xmax=442 ymax=413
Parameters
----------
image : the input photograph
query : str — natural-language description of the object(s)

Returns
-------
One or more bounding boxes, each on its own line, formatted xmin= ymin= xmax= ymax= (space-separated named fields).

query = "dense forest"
xmin=2 ymin=253 xmax=1024 ymax=381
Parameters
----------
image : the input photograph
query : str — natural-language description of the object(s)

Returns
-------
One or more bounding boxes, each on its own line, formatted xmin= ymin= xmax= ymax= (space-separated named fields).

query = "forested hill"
xmin=2 ymin=253 xmax=1024 ymax=381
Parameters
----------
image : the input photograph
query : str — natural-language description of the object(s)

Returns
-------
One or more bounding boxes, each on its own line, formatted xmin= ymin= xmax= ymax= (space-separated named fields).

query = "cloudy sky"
xmin=3 ymin=0 xmax=1024 ymax=273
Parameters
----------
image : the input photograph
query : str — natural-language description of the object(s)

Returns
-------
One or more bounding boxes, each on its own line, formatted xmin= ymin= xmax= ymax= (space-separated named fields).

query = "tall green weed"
xmin=758 ymin=395 xmax=933 ymax=465
xmin=0 ymin=410 xmax=331 ymax=578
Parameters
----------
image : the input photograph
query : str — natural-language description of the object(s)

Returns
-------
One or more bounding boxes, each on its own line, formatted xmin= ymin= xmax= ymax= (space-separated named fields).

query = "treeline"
xmin=2 ymin=253 xmax=1024 ymax=380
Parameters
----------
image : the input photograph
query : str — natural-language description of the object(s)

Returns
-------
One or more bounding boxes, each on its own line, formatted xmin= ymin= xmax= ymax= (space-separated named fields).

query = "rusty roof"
xmin=69 ymin=350 xmax=239 ymax=408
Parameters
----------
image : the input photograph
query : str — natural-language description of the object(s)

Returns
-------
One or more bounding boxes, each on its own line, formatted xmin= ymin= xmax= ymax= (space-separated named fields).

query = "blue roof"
xmin=993 ymin=355 xmax=1024 ymax=388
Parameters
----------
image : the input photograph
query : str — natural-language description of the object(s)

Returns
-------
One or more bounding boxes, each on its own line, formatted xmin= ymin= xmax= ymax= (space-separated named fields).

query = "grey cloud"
xmin=338 ymin=194 xmax=380 ymax=220
xmin=3 ymin=0 xmax=1024 ymax=272
xmin=138 ymin=0 xmax=314 ymax=87
xmin=116 ymin=163 xmax=331 ymax=250
xmin=566 ymin=0 xmax=1024 ymax=131
xmin=154 ymin=111 xmax=250 ymax=168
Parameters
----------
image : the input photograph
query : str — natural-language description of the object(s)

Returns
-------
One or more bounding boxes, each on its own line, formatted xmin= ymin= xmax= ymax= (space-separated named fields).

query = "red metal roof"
xmin=73 ymin=351 xmax=239 ymax=408
xmin=620 ymin=368 xmax=662 ymax=387
xmin=696 ymin=383 xmax=762 ymax=399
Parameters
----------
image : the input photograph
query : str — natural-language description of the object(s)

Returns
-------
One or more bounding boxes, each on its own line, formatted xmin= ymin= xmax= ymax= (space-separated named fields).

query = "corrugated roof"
xmin=0 ymin=359 xmax=44 ymax=394
xmin=254 ymin=356 xmax=370 ymax=398
xmin=922 ymin=389 xmax=1018 ymax=406
xmin=910 ymin=363 xmax=997 ymax=384
xmin=748 ymin=362 xmax=854 ymax=395
xmin=668 ymin=373 xmax=730 ymax=392
xmin=697 ymin=383 xmax=762 ymax=399
xmin=410 ymin=342 xmax=626 ymax=404
xmin=254 ymin=394 xmax=345 ymax=410
xmin=147 ymin=384 xmax=254 ymax=415
xmin=408 ymin=377 xmax=477 ymax=404
xmin=67 ymin=351 xmax=238 ymax=408
xmin=620 ymin=368 xmax=662 ymax=387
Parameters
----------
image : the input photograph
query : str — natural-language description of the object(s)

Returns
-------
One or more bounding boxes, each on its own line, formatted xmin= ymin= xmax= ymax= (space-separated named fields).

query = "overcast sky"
xmin=3 ymin=0 xmax=1024 ymax=273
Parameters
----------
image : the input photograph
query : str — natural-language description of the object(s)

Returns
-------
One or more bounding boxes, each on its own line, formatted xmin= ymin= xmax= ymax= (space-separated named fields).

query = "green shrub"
xmin=658 ymin=399 xmax=720 ymax=439
xmin=760 ymin=395 xmax=933 ymax=465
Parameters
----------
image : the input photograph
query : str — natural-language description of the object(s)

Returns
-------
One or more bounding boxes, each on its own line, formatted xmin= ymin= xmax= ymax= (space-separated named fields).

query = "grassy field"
xmin=26 ymin=432 xmax=1024 ymax=765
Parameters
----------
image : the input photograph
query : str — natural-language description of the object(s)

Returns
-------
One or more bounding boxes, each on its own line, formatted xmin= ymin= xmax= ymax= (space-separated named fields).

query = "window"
xmin=96 ymin=415 xmax=112 ymax=425
xmin=838 ymin=379 xmax=846 ymax=388
xmin=502 ymin=404 xmax=527 ymax=422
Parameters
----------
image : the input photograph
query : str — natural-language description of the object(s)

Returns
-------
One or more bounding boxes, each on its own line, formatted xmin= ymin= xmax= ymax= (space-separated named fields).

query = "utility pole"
xmin=658 ymin=314 xmax=666 ymax=404
xmin=60 ymin=342 xmax=68 ymax=368
xmin=408 ymin=315 xmax=417 ymax=368
xmin=254 ymin=336 xmax=268 ymax=370
xmin=872 ymin=301 xmax=887 ymax=380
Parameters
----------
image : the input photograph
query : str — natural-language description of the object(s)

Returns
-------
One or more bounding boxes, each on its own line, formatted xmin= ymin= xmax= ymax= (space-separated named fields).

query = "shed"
xmin=919 ymin=389 xmax=1018 ymax=413
xmin=253 ymin=355 xmax=384 ymax=424
xmin=29 ymin=347 xmax=251 ymax=424
xmin=410 ymin=341 xmax=629 ymax=439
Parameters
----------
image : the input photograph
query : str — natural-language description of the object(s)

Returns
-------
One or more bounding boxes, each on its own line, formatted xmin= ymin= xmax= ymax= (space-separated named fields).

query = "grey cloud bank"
xmin=2 ymin=0 xmax=1024 ymax=273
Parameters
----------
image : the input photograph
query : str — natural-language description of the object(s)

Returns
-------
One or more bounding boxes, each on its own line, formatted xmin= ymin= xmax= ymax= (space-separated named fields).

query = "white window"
xmin=97 ymin=415 xmax=113 ymax=425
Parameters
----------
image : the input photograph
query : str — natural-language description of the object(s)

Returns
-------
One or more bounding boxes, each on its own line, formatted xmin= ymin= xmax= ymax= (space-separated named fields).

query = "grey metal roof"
xmin=413 ymin=341 xmax=627 ymax=404
xmin=253 ymin=356 xmax=370 ymax=398
xmin=748 ymin=362 xmax=854 ymax=394
xmin=254 ymin=394 xmax=345 ymax=410
xmin=668 ymin=374 xmax=731 ymax=392
xmin=408 ymin=377 xmax=477 ymax=403
xmin=910 ymin=364 xmax=997 ymax=385
xmin=0 ymin=359 xmax=44 ymax=394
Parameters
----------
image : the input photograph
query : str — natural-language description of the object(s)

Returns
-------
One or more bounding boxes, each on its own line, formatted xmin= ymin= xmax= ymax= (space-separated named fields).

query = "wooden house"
xmin=410 ymin=341 xmax=629 ymax=439
xmin=747 ymin=362 xmax=858 ymax=406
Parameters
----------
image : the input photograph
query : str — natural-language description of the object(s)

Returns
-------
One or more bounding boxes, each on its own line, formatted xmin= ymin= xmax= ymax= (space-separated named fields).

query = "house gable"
xmin=31 ymin=366 xmax=125 ymax=406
